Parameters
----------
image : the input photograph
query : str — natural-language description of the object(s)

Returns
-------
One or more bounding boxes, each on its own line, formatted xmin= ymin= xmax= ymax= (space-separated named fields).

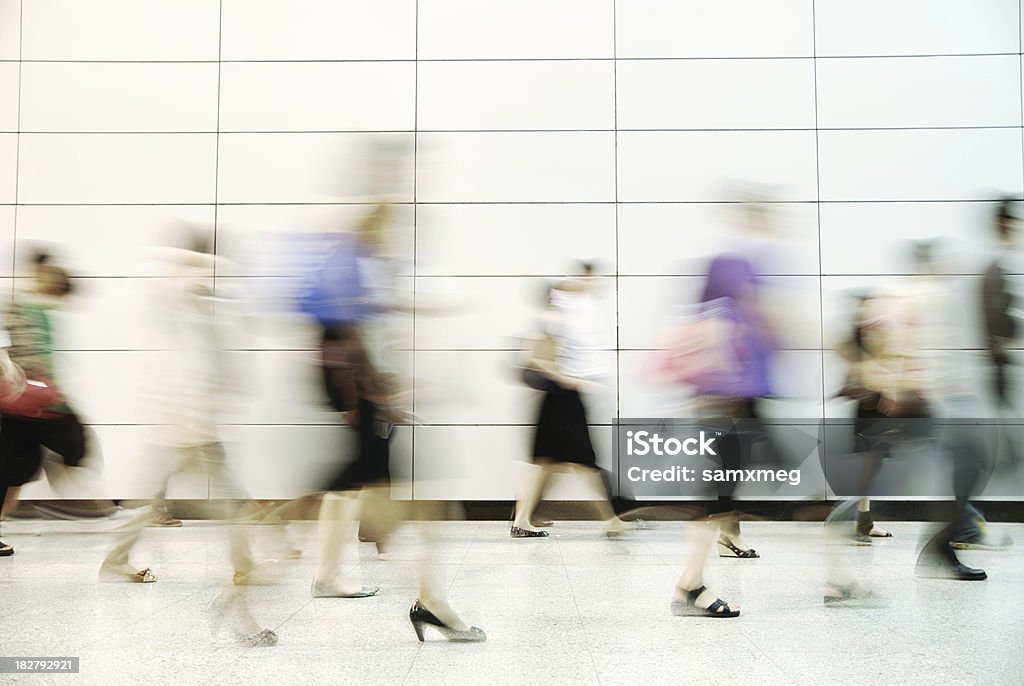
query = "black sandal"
xmin=717 ymin=534 xmax=759 ymax=558
xmin=670 ymin=585 xmax=740 ymax=618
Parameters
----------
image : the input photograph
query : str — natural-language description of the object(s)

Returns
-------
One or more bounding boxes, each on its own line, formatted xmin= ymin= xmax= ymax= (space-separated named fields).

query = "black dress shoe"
xmin=0 ymin=540 xmax=13 ymax=557
xmin=916 ymin=560 xmax=987 ymax=581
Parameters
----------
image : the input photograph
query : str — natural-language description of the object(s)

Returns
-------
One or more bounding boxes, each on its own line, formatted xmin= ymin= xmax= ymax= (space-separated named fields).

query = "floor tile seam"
xmin=554 ymin=534 xmax=606 ymax=685
xmin=446 ymin=528 xmax=473 ymax=596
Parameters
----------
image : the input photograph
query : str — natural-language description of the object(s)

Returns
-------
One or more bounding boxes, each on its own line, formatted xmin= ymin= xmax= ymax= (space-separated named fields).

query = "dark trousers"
xmin=0 ymin=413 xmax=87 ymax=537
xmin=919 ymin=424 xmax=988 ymax=564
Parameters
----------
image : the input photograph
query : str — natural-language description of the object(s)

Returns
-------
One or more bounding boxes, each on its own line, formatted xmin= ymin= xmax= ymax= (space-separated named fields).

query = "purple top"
xmin=698 ymin=255 xmax=774 ymax=398
xmin=297 ymin=233 xmax=379 ymax=326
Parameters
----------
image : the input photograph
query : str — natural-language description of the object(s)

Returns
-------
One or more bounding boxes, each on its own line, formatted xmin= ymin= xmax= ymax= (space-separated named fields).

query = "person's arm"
xmin=983 ymin=265 xmax=1016 ymax=352
xmin=0 ymin=328 xmax=26 ymax=400
xmin=523 ymin=335 xmax=581 ymax=390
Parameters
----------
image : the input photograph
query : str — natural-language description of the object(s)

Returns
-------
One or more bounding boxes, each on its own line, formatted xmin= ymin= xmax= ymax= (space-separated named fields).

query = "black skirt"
xmin=0 ymin=413 xmax=87 ymax=487
xmin=324 ymin=397 xmax=391 ymax=492
xmin=531 ymin=388 xmax=596 ymax=466
xmin=854 ymin=393 xmax=932 ymax=457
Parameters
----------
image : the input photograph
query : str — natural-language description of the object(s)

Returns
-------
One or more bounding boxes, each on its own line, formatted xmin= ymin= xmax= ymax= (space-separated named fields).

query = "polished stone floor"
xmin=0 ymin=516 xmax=1021 ymax=685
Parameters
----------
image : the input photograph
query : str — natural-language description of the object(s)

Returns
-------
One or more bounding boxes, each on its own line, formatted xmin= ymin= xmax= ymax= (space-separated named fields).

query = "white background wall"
xmin=2 ymin=0 xmax=1023 ymax=501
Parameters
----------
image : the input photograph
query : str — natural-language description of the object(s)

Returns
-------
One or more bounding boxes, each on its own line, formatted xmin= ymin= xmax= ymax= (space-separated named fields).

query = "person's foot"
xmin=605 ymin=518 xmax=627 ymax=538
xmin=510 ymin=526 xmax=548 ymax=538
xmin=236 ymin=628 xmax=278 ymax=647
xmin=855 ymin=512 xmax=892 ymax=538
xmin=670 ymin=585 xmax=739 ymax=618
xmin=233 ymin=560 xmax=280 ymax=586
xmin=0 ymin=540 xmax=13 ymax=557
xmin=410 ymin=600 xmax=486 ymax=642
xmin=310 ymin=577 xmax=379 ymax=598
xmin=717 ymin=533 xmax=758 ymax=558
xmin=915 ymin=558 xmax=987 ymax=581
xmin=99 ymin=562 xmax=157 ymax=583
xmin=149 ymin=507 xmax=182 ymax=528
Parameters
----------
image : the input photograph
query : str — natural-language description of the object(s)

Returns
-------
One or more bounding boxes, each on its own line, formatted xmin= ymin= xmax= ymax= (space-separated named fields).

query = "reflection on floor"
xmin=1 ymin=518 xmax=1022 ymax=685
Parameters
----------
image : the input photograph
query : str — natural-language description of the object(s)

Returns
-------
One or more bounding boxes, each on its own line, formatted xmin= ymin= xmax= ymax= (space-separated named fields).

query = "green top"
xmin=6 ymin=295 xmax=70 ymax=413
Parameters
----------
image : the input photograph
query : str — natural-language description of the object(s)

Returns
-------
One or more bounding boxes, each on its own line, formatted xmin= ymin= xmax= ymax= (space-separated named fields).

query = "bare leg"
xmin=671 ymin=520 xmax=737 ymax=615
xmin=1 ymin=486 xmax=20 ymax=519
xmin=358 ymin=483 xmax=402 ymax=550
xmin=674 ymin=520 xmax=716 ymax=597
xmin=513 ymin=468 xmax=553 ymax=526
xmin=312 ymin=491 xmax=372 ymax=596
xmin=100 ymin=504 xmax=156 ymax=580
xmin=512 ymin=462 xmax=549 ymax=532
xmin=198 ymin=443 xmax=256 ymax=576
xmin=0 ymin=483 xmax=12 ymax=553
xmin=412 ymin=500 xmax=470 ymax=631
xmin=99 ymin=442 xmax=184 ymax=581
xmin=577 ymin=467 xmax=622 ymax=533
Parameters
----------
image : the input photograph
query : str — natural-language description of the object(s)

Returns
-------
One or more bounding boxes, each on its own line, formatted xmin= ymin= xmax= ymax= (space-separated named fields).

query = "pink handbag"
xmin=0 ymin=369 xmax=64 ymax=419
xmin=659 ymin=299 xmax=742 ymax=392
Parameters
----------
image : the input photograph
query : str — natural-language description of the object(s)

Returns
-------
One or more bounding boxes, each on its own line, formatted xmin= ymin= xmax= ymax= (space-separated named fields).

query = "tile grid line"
xmin=7 ymin=126 xmax=1024 ymax=134
xmin=6 ymin=200 xmax=1015 ymax=207
xmin=5 ymin=52 xmax=1024 ymax=63
xmin=411 ymin=0 xmax=419 ymax=499
xmin=9 ymin=0 xmax=21 ymax=293
xmin=612 ymin=0 xmax=621 ymax=500
xmin=554 ymin=524 xmax=603 ymax=684
xmin=812 ymin=1 xmax=829 ymax=501
xmin=4 ymin=200 xmax=1017 ymax=206
xmin=208 ymin=0 xmax=224 ymax=502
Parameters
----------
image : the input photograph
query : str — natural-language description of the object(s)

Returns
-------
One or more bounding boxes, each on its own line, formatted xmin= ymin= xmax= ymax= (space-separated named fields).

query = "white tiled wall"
xmin=3 ymin=1 xmax=1022 ymax=501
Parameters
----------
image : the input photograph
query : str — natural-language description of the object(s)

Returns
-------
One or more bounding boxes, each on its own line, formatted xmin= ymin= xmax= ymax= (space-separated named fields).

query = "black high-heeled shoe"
xmin=409 ymin=600 xmax=486 ymax=642
xmin=716 ymin=533 xmax=758 ymax=558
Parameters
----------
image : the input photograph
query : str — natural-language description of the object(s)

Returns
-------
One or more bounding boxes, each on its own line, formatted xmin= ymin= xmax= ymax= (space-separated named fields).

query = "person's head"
xmin=994 ymin=197 xmax=1018 ymax=246
xmin=28 ymin=248 xmax=55 ymax=280
xmin=35 ymin=264 xmax=73 ymax=298
xmin=32 ymin=249 xmax=50 ymax=269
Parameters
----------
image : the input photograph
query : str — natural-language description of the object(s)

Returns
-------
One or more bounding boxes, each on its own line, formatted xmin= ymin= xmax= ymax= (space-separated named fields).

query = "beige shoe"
xmin=149 ymin=507 xmax=182 ymax=527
